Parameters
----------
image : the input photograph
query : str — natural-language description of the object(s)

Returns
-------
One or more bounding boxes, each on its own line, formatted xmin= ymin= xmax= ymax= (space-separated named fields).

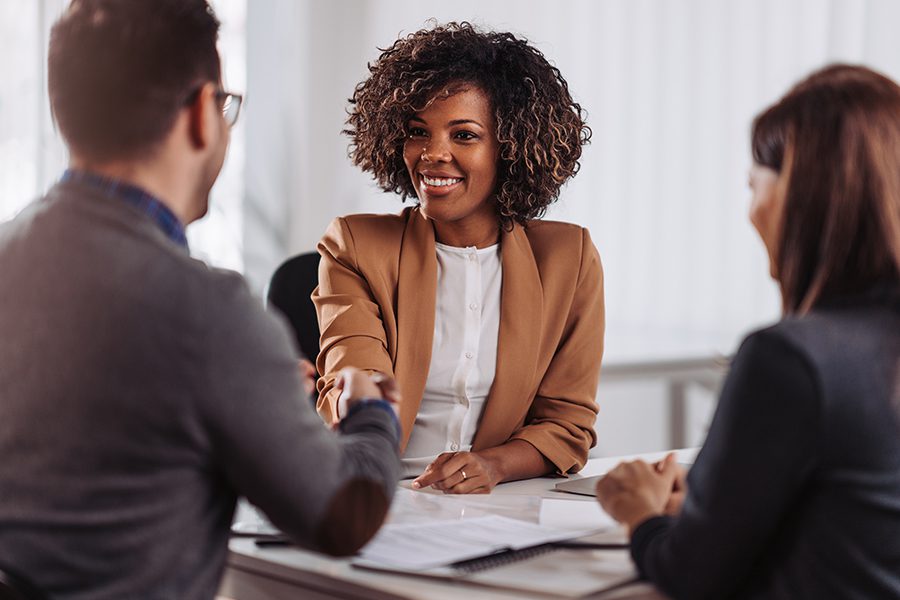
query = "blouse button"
xmin=465 ymin=351 xmax=474 ymax=359
xmin=450 ymin=442 xmax=460 ymax=451
xmin=469 ymin=302 xmax=478 ymax=310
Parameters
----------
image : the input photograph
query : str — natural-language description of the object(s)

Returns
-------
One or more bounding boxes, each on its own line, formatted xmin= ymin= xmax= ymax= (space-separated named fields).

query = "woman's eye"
xmin=454 ymin=131 xmax=478 ymax=141
xmin=408 ymin=127 xmax=427 ymax=138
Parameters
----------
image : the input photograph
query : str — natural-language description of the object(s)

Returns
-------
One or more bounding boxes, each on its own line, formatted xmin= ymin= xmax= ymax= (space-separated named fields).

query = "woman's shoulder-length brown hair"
xmin=751 ymin=64 xmax=900 ymax=314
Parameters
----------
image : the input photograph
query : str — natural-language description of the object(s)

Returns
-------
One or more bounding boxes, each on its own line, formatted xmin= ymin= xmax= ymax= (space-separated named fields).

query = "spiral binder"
xmin=451 ymin=543 xmax=559 ymax=573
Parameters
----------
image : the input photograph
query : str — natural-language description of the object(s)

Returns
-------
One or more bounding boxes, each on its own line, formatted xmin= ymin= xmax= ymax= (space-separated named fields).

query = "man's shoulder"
xmin=202 ymin=264 xmax=258 ymax=305
xmin=8 ymin=183 xmax=254 ymax=312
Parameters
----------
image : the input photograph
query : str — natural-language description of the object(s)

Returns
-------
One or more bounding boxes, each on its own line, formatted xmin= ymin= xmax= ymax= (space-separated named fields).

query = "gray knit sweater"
xmin=0 ymin=180 xmax=400 ymax=599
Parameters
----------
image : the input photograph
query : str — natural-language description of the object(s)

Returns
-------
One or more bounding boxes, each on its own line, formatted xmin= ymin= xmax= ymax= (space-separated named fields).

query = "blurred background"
xmin=4 ymin=0 xmax=900 ymax=456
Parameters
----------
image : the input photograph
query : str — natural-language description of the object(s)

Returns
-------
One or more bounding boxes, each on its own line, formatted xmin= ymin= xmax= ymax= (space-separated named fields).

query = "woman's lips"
xmin=419 ymin=173 xmax=464 ymax=196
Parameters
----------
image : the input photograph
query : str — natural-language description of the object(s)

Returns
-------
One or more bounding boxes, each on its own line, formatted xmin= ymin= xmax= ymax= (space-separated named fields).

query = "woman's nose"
xmin=420 ymin=139 xmax=451 ymax=163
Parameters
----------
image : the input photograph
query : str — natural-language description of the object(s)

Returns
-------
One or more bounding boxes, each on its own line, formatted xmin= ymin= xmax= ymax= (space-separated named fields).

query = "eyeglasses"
xmin=216 ymin=90 xmax=243 ymax=127
xmin=184 ymin=86 xmax=244 ymax=127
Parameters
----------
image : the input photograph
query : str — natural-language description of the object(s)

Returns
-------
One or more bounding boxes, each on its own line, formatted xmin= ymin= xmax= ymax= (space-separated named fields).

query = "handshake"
xmin=298 ymin=359 xmax=400 ymax=423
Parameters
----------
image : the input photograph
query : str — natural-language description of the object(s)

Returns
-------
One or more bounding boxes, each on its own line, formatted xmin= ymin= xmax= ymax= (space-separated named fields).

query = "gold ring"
xmin=461 ymin=470 xmax=468 ymax=481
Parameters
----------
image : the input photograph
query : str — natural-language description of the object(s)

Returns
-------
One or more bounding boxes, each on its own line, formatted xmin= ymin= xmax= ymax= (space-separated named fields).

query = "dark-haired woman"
xmin=312 ymin=22 xmax=602 ymax=493
xmin=596 ymin=64 xmax=900 ymax=599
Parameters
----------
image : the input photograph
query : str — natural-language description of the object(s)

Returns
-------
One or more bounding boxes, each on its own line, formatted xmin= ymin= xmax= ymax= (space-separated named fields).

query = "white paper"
xmin=356 ymin=515 xmax=598 ymax=571
xmin=538 ymin=498 xmax=617 ymax=531
xmin=387 ymin=487 xmax=542 ymax=525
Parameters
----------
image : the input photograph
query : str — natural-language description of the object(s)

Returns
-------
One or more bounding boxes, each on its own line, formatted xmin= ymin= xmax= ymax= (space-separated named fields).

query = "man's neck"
xmin=68 ymin=157 xmax=193 ymax=225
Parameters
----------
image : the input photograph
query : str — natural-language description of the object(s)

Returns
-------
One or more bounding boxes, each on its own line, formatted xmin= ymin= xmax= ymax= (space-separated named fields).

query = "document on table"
xmin=386 ymin=486 xmax=542 ymax=525
xmin=354 ymin=514 xmax=599 ymax=571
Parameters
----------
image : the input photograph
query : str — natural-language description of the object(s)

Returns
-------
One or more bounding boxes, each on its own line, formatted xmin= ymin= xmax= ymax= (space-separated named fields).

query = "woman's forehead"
xmin=413 ymin=86 xmax=493 ymax=120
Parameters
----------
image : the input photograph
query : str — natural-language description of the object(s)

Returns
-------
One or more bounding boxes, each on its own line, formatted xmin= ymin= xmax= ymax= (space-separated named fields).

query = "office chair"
xmin=0 ymin=568 xmax=47 ymax=600
xmin=266 ymin=252 xmax=321 ymax=365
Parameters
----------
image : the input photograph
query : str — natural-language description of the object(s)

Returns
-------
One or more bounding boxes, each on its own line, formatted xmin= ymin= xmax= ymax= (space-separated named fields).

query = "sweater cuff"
xmin=339 ymin=398 xmax=402 ymax=443
xmin=630 ymin=515 xmax=674 ymax=579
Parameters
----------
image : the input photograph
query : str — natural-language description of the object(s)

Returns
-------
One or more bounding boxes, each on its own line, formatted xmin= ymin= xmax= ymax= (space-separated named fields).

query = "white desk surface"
xmin=222 ymin=449 xmax=697 ymax=600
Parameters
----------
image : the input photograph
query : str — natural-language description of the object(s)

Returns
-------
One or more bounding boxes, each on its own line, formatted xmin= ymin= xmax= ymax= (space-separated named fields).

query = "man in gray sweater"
xmin=0 ymin=1 xmax=401 ymax=598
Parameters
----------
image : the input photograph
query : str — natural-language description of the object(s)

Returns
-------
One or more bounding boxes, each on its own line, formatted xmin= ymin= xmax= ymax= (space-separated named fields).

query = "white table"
xmin=219 ymin=449 xmax=697 ymax=600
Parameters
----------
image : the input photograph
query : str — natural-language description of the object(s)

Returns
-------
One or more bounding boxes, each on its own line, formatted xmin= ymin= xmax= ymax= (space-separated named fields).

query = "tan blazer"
xmin=313 ymin=207 xmax=604 ymax=474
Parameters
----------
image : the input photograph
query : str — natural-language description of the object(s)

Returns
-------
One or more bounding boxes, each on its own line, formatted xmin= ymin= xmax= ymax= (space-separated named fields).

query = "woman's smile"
xmin=418 ymin=172 xmax=465 ymax=195
xmin=403 ymin=86 xmax=500 ymax=247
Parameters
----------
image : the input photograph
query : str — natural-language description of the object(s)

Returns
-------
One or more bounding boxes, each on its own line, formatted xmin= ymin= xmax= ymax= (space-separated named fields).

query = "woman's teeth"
xmin=422 ymin=175 xmax=463 ymax=187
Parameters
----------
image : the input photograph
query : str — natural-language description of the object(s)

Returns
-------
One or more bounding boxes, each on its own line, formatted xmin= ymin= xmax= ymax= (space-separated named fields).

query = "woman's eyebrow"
xmin=408 ymin=116 xmax=484 ymax=127
xmin=448 ymin=119 xmax=483 ymax=127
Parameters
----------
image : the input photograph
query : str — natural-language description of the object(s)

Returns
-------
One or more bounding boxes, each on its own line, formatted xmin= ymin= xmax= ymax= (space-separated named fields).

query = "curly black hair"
xmin=345 ymin=21 xmax=591 ymax=227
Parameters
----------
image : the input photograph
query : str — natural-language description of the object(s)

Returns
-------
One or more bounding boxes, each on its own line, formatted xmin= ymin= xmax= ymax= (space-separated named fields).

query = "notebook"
xmin=354 ymin=544 xmax=636 ymax=597
xmin=554 ymin=475 xmax=606 ymax=497
xmin=350 ymin=515 xmax=636 ymax=597
xmin=555 ymin=462 xmax=693 ymax=497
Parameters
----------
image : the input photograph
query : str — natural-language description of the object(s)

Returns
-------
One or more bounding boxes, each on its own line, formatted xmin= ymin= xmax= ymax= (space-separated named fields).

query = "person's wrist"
xmin=340 ymin=398 xmax=402 ymax=441
xmin=474 ymin=450 xmax=505 ymax=486
xmin=624 ymin=509 xmax=663 ymax=536
xmin=342 ymin=397 xmax=388 ymax=417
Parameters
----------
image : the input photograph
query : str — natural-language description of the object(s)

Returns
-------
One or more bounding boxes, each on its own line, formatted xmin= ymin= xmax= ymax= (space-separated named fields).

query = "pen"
xmin=551 ymin=541 xmax=629 ymax=550
xmin=253 ymin=537 xmax=293 ymax=547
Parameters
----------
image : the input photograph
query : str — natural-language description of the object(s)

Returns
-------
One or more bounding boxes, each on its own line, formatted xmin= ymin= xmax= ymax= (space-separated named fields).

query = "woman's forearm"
xmin=476 ymin=439 xmax=555 ymax=484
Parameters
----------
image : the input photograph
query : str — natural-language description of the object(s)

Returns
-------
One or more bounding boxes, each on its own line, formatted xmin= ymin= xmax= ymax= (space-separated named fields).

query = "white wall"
xmin=244 ymin=0 xmax=900 ymax=346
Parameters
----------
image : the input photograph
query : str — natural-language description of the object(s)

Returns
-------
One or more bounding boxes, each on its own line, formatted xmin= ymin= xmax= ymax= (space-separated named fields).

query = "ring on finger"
xmin=461 ymin=470 xmax=468 ymax=481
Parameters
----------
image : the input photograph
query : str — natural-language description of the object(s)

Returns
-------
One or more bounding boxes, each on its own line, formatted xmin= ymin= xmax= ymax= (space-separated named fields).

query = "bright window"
xmin=0 ymin=0 xmax=247 ymax=273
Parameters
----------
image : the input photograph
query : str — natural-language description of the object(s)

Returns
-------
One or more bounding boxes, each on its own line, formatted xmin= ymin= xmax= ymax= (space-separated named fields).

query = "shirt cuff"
xmin=339 ymin=398 xmax=402 ymax=442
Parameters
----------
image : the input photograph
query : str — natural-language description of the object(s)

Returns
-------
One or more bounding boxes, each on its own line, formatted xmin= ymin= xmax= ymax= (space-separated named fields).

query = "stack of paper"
xmin=355 ymin=515 xmax=599 ymax=571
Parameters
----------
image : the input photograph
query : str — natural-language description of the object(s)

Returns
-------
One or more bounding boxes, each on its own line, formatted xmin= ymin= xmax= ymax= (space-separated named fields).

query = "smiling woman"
xmin=403 ymin=87 xmax=500 ymax=248
xmin=312 ymin=22 xmax=604 ymax=494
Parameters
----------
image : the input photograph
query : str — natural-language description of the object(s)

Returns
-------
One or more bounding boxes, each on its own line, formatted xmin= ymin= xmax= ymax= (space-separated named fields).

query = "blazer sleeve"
xmin=509 ymin=228 xmax=604 ymax=474
xmin=313 ymin=217 xmax=395 ymax=424
xmin=629 ymin=330 xmax=821 ymax=599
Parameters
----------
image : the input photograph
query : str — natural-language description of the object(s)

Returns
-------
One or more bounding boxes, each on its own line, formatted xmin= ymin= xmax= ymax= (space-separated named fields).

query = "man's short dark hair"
xmin=48 ymin=0 xmax=221 ymax=161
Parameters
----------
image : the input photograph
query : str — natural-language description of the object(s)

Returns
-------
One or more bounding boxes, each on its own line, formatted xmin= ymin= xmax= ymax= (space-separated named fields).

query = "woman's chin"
xmin=418 ymin=201 xmax=455 ymax=224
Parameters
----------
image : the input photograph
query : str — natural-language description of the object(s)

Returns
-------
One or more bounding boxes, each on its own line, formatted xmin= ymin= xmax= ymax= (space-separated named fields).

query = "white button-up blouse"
xmin=401 ymin=241 xmax=502 ymax=477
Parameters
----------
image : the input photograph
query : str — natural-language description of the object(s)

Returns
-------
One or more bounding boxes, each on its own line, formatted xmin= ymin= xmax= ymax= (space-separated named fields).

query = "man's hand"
xmin=298 ymin=359 xmax=316 ymax=397
xmin=369 ymin=372 xmax=401 ymax=407
xmin=333 ymin=368 xmax=400 ymax=421
xmin=411 ymin=451 xmax=501 ymax=494
xmin=595 ymin=453 xmax=681 ymax=533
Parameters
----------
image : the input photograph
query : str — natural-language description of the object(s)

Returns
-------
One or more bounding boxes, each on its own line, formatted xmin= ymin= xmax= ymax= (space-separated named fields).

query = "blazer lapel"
xmin=394 ymin=207 xmax=437 ymax=450
xmin=472 ymin=223 xmax=544 ymax=451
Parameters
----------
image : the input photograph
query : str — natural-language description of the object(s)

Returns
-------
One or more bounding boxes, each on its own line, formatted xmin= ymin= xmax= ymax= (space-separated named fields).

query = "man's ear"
xmin=187 ymin=82 xmax=218 ymax=150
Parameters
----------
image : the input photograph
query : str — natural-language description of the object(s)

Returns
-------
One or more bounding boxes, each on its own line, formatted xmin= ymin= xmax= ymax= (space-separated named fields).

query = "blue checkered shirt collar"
xmin=60 ymin=169 xmax=189 ymax=250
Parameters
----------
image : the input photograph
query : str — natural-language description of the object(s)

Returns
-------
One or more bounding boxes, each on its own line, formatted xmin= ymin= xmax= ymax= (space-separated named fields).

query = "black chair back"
xmin=0 ymin=568 xmax=47 ymax=600
xmin=266 ymin=252 xmax=321 ymax=363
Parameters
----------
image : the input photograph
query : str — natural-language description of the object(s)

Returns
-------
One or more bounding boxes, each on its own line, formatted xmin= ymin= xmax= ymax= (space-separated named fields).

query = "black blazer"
xmin=631 ymin=283 xmax=900 ymax=599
